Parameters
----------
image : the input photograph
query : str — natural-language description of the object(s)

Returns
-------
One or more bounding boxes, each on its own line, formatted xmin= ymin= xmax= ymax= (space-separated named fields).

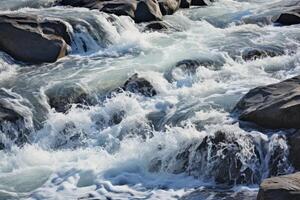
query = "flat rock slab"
xmin=234 ymin=75 xmax=300 ymax=129
xmin=257 ymin=173 xmax=300 ymax=200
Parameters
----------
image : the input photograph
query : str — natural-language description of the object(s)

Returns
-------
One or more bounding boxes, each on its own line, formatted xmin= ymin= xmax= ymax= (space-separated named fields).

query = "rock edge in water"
xmin=257 ymin=172 xmax=300 ymax=200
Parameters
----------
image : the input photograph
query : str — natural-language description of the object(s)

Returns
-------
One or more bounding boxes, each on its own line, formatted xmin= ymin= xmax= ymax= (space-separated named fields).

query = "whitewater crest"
xmin=0 ymin=0 xmax=300 ymax=199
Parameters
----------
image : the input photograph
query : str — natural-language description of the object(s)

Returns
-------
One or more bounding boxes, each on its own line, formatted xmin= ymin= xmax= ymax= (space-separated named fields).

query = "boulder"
xmin=234 ymin=76 xmax=300 ymax=129
xmin=288 ymin=131 xmax=300 ymax=171
xmin=144 ymin=21 xmax=169 ymax=31
xmin=257 ymin=173 xmax=300 ymax=200
xmin=165 ymin=58 xmax=224 ymax=82
xmin=180 ymin=0 xmax=191 ymax=8
xmin=158 ymin=0 xmax=181 ymax=15
xmin=241 ymin=47 xmax=285 ymax=61
xmin=135 ymin=0 xmax=163 ymax=23
xmin=0 ymin=14 xmax=71 ymax=64
xmin=122 ymin=73 xmax=157 ymax=97
xmin=45 ymin=83 xmax=91 ymax=113
xmin=59 ymin=0 xmax=163 ymax=23
xmin=0 ymin=88 xmax=33 ymax=149
xmin=150 ymin=131 xmax=263 ymax=185
xmin=275 ymin=12 xmax=300 ymax=26
xmin=191 ymin=0 xmax=212 ymax=6
xmin=101 ymin=1 xmax=137 ymax=19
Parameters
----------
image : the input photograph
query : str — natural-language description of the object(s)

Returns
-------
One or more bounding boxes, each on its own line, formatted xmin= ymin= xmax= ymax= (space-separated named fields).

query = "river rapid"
xmin=0 ymin=0 xmax=300 ymax=199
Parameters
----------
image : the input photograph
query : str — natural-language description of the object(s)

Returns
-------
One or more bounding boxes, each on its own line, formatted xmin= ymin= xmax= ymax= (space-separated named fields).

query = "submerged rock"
xmin=275 ymin=12 xmax=300 ymax=26
xmin=0 ymin=14 xmax=71 ymax=64
xmin=234 ymin=75 xmax=300 ymax=129
xmin=144 ymin=21 xmax=169 ymax=31
xmin=45 ymin=83 xmax=91 ymax=113
xmin=241 ymin=47 xmax=285 ymax=61
xmin=165 ymin=58 xmax=224 ymax=82
xmin=0 ymin=89 xmax=34 ymax=149
xmin=257 ymin=172 xmax=300 ymax=200
xmin=122 ymin=73 xmax=157 ymax=97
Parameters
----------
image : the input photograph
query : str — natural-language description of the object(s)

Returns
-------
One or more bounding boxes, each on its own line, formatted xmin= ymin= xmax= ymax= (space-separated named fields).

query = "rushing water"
xmin=0 ymin=0 xmax=300 ymax=199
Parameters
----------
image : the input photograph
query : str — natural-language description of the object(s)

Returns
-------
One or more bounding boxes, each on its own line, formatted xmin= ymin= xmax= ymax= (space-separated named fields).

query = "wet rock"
xmin=122 ymin=73 xmax=157 ymax=97
xmin=275 ymin=12 xmax=300 ymax=26
xmin=101 ymin=1 xmax=137 ymax=19
xmin=288 ymin=131 xmax=300 ymax=171
xmin=191 ymin=0 xmax=212 ymax=6
xmin=45 ymin=83 xmax=90 ymax=113
xmin=165 ymin=58 xmax=224 ymax=82
xmin=158 ymin=0 xmax=180 ymax=15
xmin=180 ymin=0 xmax=191 ymax=8
xmin=153 ymin=131 xmax=262 ymax=185
xmin=0 ymin=88 xmax=33 ymax=149
xmin=135 ymin=0 xmax=163 ymax=23
xmin=144 ymin=21 xmax=169 ymax=31
xmin=234 ymin=75 xmax=300 ymax=129
xmin=257 ymin=172 xmax=300 ymax=200
xmin=0 ymin=14 xmax=70 ymax=64
xmin=241 ymin=47 xmax=285 ymax=61
xmin=59 ymin=0 xmax=163 ymax=23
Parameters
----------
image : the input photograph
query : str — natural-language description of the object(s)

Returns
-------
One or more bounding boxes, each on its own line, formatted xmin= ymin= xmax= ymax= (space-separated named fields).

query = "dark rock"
xmin=135 ymin=0 xmax=163 ymax=23
xmin=144 ymin=21 xmax=169 ymax=31
xmin=275 ymin=12 xmax=300 ymax=26
xmin=59 ymin=0 xmax=163 ymax=23
xmin=158 ymin=0 xmax=180 ymax=15
xmin=0 ymin=88 xmax=33 ymax=149
xmin=0 ymin=14 xmax=70 ymax=64
xmin=257 ymin=173 xmax=300 ymax=200
xmin=153 ymin=131 xmax=262 ymax=185
xmin=191 ymin=0 xmax=212 ymax=6
xmin=165 ymin=58 xmax=224 ymax=82
xmin=180 ymin=0 xmax=191 ymax=8
xmin=123 ymin=73 xmax=157 ymax=97
xmin=241 ymin=47 xmax=285 ymax=61
xmin=45 ymin=83 xmax=90 ymax=113
xmin=234 ymin=76 xmax=300 ymax=129
xmin=101 ymin=1 xmax=137 ymax=19
xmin=288 ymin=131 xmax=300 ymax=171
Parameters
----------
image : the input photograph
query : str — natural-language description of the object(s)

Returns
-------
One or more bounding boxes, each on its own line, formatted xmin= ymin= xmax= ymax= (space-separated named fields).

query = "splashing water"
xmin=0 ymin=0 xmax=300 ymax=199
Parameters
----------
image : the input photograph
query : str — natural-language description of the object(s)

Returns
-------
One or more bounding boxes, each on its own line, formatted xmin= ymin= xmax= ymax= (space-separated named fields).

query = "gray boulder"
xmin=257 ymin=173 xmax=300 ymax=200
xmin=158 ymin=0 xmax=181 ymax=15
xmin=275 ymin=12 xmax=300 ymax=26
xmin=0 ymin=14 xmax=70 ymax=64
xmin=234 ymin=76 xmax=300 ymax=129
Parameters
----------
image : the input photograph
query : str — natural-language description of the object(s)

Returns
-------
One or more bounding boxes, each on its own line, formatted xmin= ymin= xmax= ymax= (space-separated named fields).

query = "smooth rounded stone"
xmin=191 ymin=0 xmax=212 ymax=6
xmin=158 ymin=0 xmax=180 ymax=15
xmin=275 ymin=12 xmax=300 ymax=26
xmin=257 ymin=173 xmax=300 ymax=200
xmin=135 ymin=0 xmax=163 ymax=23
xmin=122 ymin=73 xmax=157 ymax=97
xmin=45 ymin=83 xmax=91 ymax=113
xmin=234 ymin=75 xmax=300 ymax=129
xmin=180 ymin=0 xmax=191 ymax=8
xmin=241 ymin=47 xmax=285 ymax=61
xmin=288 ymin=131 xmax=300 ymax=171
xmin=0 ymin=14 xmax=70 ymax=64
xmin=100 ymin=1 xmax=137 ymax=19
xmin=144 ymin=21 xmax=169 ymax=31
